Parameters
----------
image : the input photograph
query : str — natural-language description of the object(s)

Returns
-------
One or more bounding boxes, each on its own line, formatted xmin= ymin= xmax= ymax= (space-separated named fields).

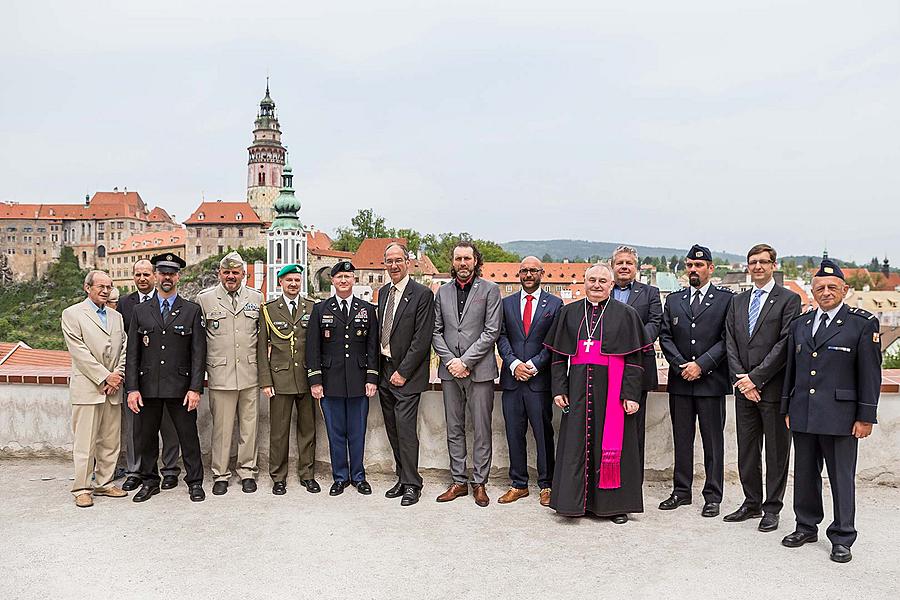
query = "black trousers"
xmin=735 ymin=395 xmax=791 ymax=514
xmin=137 ymin=397 xmax=204 ymax=486
xmin=501 ymin=386 xmax=555 ymax=489
xmin=669 ymin=394 xmax=725 ymax=503
xmin=792 ymin=431 xmax=858 ymax=547
xmin=636 ymin=389 xmax=650 ymax=483
xmin=379 ymin=363 xmax=423 ymax=489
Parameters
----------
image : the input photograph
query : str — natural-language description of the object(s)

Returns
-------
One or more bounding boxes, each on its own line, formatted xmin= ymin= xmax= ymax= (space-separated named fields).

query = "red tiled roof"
xmin=183 ymin=201 xmax=262 ymax=225
xmin=148 ymin=206 xmax=175 ymax=223
xmin=307 ymin=230 xmax=333 ymax=252
xmin=351 ymin=238 xmax=439 ymax=275
xmin=310 ymin=248 xmax=355 ymax=259
xmin=2 ymin=191 xmax=158 ymax=221
xmin=784 ymin=281 xmax=812 ymax=309
xmin=2 ymin=347 xmax=71 ymax=368
xmin=482 ymin=262 xmax=594 ymax=284
xmin=0 ymin=203 xmax=43 ymax=219
xmin=110 ymin=228 xmax=187 ymax=254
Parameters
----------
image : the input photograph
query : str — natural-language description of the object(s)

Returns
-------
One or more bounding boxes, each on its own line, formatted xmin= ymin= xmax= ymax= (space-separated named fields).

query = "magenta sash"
xmin=570 ymin=337 xmax=625 ymax=489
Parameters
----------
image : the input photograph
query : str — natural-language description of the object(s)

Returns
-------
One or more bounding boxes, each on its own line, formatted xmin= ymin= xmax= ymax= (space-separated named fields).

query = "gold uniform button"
xmin=294 ymin=362 xmax=299 ymax=367
xmin=810 ymin=388 xmax=816 ymax=394
xmin=811 ymin=370 xmax=816 ymax=376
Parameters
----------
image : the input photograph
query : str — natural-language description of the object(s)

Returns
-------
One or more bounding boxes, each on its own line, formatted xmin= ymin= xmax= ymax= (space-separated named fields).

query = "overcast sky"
xmin=1 ymin=1 xmax=898 ymax=263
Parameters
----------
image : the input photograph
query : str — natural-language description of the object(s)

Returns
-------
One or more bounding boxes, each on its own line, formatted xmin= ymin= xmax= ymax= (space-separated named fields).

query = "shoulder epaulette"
xmin=791 ymin=307 xmax=815 ymax=321
xmin=197 ymin=286 xmax=217 ymax=296
xmin=716 ymin=285 xmax=736 ymax=294
xmin=847 ymin=306 xmax=877 ymax=320
xmin=263 ymin=297 xmax=280 ymax=306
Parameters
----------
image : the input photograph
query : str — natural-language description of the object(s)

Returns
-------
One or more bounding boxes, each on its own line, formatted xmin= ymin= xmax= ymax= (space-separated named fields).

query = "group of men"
xmin=61 ymin=240 xmax=881 ymax=564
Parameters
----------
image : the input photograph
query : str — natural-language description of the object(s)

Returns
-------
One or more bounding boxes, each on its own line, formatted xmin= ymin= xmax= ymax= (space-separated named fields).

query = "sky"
xmin=1 ymin=0 xmax=898 ymax=263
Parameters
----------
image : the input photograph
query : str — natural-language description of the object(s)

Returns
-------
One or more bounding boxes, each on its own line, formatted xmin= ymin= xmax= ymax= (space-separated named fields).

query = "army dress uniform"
xmin=306 ymin=289 xmax=379 ymax=488
xmin=781 ymin=261 xmax=881 ymax=555
xmin=257 ymin=286 xmax=318 ymax=488
xmin=197 ymin=272 xmax=264 ymax=489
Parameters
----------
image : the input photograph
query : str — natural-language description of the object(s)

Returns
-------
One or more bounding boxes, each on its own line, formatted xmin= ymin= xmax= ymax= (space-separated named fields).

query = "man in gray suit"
xmin=433 ymin=241 xmax=502 ymax=507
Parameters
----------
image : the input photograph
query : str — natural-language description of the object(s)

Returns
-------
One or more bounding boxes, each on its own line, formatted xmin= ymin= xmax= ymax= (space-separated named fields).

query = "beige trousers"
xmin=71 ymin=399 xmax=121 ymax=496
xmin=208 ymin=387 xmax=259 ymax=481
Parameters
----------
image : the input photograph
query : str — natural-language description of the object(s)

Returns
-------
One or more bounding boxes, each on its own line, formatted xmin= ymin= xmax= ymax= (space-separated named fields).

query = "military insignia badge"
xmin=212 ymin=320 xmax=219 ymax=330
xmin=166 ymin=254 xmax=173 ymax=261
xmin=324 ymin=330 xmax=331 ymax=339
xmin=143 ymin=335 xmax=150 ymax=347
xmin=873 ymin=332 xmax=881 ymax=343
xmin=824 ymin=266 xmax=834 ymax=274
xmin=673 ymin=316 xmax=679 ymax=326
xmin=357 ymin=308 xmax=368 ymax=319
xmin=695 ymin=251 xmax=703 ymax=257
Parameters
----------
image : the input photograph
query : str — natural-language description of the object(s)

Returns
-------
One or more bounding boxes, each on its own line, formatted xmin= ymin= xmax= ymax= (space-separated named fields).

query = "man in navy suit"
xmin=496 ymin=256 xmax=563 ymax=507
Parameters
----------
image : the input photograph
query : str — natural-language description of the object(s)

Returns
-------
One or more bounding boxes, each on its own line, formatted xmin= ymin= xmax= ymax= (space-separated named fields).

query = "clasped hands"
xmin=447 ymin=358 xmax=470 ymax=379
xmin=102 ymin=372 xmax=123 ymax=396
xmin=678 ymin=361 xmax=702 ymax=381
xmin=554 ymin=394 xmax=639 ymax=414
xmin=514 ymin=362 xmax=537 ymax=382
xmin=735 ymin=374 xmax=761 ymax=402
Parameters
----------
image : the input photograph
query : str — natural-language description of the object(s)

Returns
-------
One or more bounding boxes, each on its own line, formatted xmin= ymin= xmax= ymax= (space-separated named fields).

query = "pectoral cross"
xmin=582 ymin=339 xmax=595 ymax=352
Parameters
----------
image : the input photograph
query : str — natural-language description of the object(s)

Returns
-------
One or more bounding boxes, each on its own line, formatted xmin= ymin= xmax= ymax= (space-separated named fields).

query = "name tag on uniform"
xmin=827 ymin=346 xmax=851 ymax=352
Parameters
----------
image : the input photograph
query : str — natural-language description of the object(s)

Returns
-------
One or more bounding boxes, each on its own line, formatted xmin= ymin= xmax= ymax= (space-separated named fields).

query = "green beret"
xmin=277 ymin=264 xmax=304 ymax=278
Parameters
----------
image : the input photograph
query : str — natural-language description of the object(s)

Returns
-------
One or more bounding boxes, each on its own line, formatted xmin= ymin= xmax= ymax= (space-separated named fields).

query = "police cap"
xmin=687 ymin=244 xmax=712 ymax=262
xmin=150 ymin=253 xmax=187 ymax=273
xmin=815 ymin=258 xmax=845 ymax=280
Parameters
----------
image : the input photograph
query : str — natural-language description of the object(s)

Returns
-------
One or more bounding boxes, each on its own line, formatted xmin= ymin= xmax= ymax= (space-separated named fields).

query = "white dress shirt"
xmin=510 ymin=287 xmax=542 ymax=375
xmin=812 ymin=302 xmax=844 ymax=337
xmin=380 ymin=275 xmax=410 ymax=358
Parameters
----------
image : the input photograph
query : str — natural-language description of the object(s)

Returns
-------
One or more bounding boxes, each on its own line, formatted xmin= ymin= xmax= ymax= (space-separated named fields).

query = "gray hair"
xmin=384 ymin=242 xmax=410 ymax=260
xmin=613 ymin=245 xmax=639 ymax=262
xmin=585 ymin=262 xmax=614 ymax=278
xmin=84 ymin=270 xmax=110 ymax=287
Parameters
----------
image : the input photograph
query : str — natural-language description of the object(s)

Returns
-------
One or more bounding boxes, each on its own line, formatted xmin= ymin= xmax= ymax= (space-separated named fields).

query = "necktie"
xmin=161 ymin=299 xmax=171 ymax=322
xmin=747 ymin=288 xmax=764 ymax=335
xmin=691 ymin=289 xmax=702 ymax=316
xmin=813 ymin=313 xmax=829 ymax=344
xmin=381 ymin=286 xmax=397 ymax=347
xmin=230 ymin=292 xmax=238 ymax=311
xmin=523 ymin=294 xmax=534 ymax=336
xmin=141 ymin=294 xmax=149 ymax=303
xmin=97 ymin=308 xmax=107 ymax=329
xmin=342 ymin=299 xmax=349 ymax=320
xmin=289 ymin=300 xmax=296 ymax=318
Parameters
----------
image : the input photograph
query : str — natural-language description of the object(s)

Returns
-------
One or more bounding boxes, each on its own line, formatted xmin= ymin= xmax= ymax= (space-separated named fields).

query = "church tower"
xmin=247 ymin=79 xmax=286 ymax=223
xmin=266 ymin=159 xmax=308 ymax=299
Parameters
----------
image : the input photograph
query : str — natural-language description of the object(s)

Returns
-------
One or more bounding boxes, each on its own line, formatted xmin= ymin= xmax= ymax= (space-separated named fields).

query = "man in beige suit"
xmin=197 ymin=252 xmax=264 ymax=495
xmin=61 ymin=270 xmax=128 ymax=508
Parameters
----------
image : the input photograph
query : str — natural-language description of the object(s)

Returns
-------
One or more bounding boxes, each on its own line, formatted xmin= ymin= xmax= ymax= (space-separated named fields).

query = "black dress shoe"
xmin=300 ymin=479 xmax=321 ymax=494
xmin=385 ymin=480 xmax=404 ymax=499
xmin=272 ymin=481 xmax=287 ymax=496
xmin=161 ymin=475 xmax=179 ymax=490
xmin=114 ymin=467 xmax=127 ymax=480
xmin=701 ymin=502 xmax=720 ymax=517
xmin=400 ymin=485 xmax=421 ymax=506
xmin=830 ymin=544 xmax=852 ymax=563
xmin=329 ymin=481 xmax=349 ymax=496
xmin=658 ymin=494 xmax=692 ymax=510
xmin=241 ymin=479 xmax=257 ymax=494
xmin=212 ymin=481 xmax=228 ymax=496
xmin=353 ymin=480 xmax=372 ymax=495
xmin=611 ymin=514 xmax=629 ymax=524
xmin=723 ymin=506 xmax=763 ymax=522
xmin=189 ymin=484 xmax=205 ymax=502
xmin=132 ymin=485 xmax=160 ymax=503
xmin=781 ymin=530 xmax=818 ymax=548
xmin=758 ymin=513 xmax=780 ymax=532
xmin=121 ymin=476 xmax=142 ymax=492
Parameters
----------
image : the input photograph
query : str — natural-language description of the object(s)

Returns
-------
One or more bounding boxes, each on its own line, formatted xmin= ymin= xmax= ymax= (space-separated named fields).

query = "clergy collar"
xmin=586 ymin=297 xmax=609 ymax=308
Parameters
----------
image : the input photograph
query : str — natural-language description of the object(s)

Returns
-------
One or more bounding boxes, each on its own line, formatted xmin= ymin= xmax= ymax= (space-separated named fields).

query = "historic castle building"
xmin=246 ymin=80 xmax=286 ymax=223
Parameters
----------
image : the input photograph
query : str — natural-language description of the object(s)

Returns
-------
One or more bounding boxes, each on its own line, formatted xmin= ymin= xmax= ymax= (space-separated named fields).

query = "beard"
xmin=688 ymin=273 xmax=701 ymax=287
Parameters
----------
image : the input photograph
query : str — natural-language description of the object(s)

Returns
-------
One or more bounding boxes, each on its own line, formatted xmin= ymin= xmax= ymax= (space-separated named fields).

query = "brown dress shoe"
xmin=93 ymin=486 xmax=128 ymax=498
xmin=498 ymin=487 xmax=529 ymax=504
xmin=75 ymin=493 xmax=93 ymax=508
xmin=539 ymin=488 xmax=552 ymax=507
xmin=472 ymin=484 xmax=490 ymax=507
xmin=436 ymin=483 xmax=469 ymax=503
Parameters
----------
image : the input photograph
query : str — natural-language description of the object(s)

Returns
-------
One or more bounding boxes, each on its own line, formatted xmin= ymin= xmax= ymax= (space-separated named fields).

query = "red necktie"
xmin=523 ymin=294 xmax=534 ymax=336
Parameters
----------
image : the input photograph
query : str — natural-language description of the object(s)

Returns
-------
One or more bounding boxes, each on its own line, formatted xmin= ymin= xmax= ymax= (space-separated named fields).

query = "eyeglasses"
xmin=519 ymin=268 xmax=544 ymax=275
xmin=748 ymin=259 xmax=774 ymax=266
xmin=91 ymin=284 xmax=114 ymax=291
xmin=384 ymin=259 xmax=407 ymax=266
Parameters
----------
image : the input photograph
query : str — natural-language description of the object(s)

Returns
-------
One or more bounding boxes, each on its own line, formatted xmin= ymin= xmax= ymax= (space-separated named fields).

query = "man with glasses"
xmin=724 ymin=244 xmax=801 ymax=532
xmin=496 ymin=256 xmax=562 ymax=507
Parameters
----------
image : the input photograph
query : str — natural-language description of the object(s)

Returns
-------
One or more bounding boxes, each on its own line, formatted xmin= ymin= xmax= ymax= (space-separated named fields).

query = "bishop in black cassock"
xmin=544 ymin=295 xmax=647 ymax=520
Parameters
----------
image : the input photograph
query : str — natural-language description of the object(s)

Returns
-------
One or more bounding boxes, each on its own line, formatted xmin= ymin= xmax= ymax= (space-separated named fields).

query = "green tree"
xmin=541 ymin=253 xmax=553 ymax=263
xmin=333 ymin=208 xmax=396 ymax=252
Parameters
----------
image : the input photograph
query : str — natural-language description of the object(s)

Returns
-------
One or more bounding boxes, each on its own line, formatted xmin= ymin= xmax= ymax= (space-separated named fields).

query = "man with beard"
xmin=496 ymin=256 xmax=562 ymax=507
xmin=433 ymin=241 xmax=502 ymax=507
xmin=611 ymin=245 xmax=662 ymax=470
xmin=126 ymin=253 xmax=207 ymax=503
xmin=197 ymin=251 xmax=264 ymax=495
xmin=724 ymin=244 xmax=801 ymax=532
xmin=658 ymin=244 xmax=734 ymax=517
xmin=544 ymin=263 xmax=647 ymax=522
xmin=377 ymin=243 xmax=435 ymax=507
xmin=780 ymin=259 xmax=881 ymax=563
xmin=116 ymin=260 xmax=181 ymax=492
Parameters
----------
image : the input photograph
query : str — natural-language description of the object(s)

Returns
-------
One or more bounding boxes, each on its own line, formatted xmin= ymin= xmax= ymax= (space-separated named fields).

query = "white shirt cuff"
xmin=510 ymin=359 xmax=523 ymax=374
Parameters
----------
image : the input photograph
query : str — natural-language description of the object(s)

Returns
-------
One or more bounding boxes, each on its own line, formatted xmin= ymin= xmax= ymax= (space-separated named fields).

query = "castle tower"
xmin=247 ymin=79 xmax=286 ymax=223
xmin=266 ymin=160 xmax=308 ymax=299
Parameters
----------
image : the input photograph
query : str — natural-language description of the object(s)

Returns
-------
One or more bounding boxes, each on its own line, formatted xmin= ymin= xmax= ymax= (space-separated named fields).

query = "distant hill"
xmin=501 ymin=240 xmax=744 ymax=263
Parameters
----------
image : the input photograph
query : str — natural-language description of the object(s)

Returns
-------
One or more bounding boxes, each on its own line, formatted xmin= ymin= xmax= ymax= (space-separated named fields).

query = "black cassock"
xmin=544 ymin=298 xmax=647 ymax=517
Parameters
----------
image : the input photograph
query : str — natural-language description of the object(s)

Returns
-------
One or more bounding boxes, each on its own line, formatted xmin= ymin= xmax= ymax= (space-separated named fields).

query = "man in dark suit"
xmin=377 ymin=242 xmax=435 ymax=507
xmin=611 ymin=245 xmax=663 ymax=469
xmin=125 ymin=253 xmax=207 ymax=503
xmin=307 ymin=261 xmax=380 ymax=496
xmin=658 ymin=244 xmax=734 ymax=517
xmin=117 ymin=259 xmax=181 ymax=492
xmin=781 ymin=259 xmax=881 ymax=564
xmin=724 ymin=244 xmax=801 ymax=532
xmin=496 ymin=256 xmax=562 ymax=507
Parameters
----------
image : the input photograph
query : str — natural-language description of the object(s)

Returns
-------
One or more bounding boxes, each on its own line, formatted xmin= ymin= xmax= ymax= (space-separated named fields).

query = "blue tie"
xmin=748 ymin=288 xmax=764 ymax=336
xmin=161 ymin=299 xmax=171 ymax=321
xmin=97 ymin=307 xmax=108 ymax=329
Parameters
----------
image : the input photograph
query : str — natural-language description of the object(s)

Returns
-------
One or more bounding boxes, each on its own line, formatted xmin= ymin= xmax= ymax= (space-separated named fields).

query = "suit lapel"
xmin=749 ymin=285 xmax=779 ymax=341
xmin=459 ymin=278 xmax=480 ymax=323
xmin=693 ymin=286 xmax=717 ymax=319
xmin=150 ymin=296 xmax=166 ymax=329
xmin=390 ymin=285 xmax=414 ymax=335
xmin=626 ymin=282 xmax=643 ymax=307
xmin=167 ymin=296 xmax=185 ymax=325
xmin=812 ymin=305 xmax=847 ymax=349
xmin=679 ymin=289 xmax=693 ymax=321
xmin=330 ymin=297 xmax=348 ymax=323
xmin=524 ymin=292 xmax=550 ymax=340
xmin=514 ymin=291 xmax=526 ymax=337
xmin=82 ymin=302 xmax=109 ymax=334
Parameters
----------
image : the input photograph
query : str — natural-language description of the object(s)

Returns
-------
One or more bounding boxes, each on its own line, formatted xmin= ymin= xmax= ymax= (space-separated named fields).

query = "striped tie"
xmin=747 ymin=288 xmax=764 ymax=336
xmin=381 ymin=286 xmax=397 ymax=349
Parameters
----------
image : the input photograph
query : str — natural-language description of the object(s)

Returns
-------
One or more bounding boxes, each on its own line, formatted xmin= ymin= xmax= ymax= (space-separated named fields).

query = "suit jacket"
xmin=125 ymin=294 xmax=206 ymax=398
xmin=61 ymin=299 xmax=126 ymax=405
xmin=659 ymin=285 xmax=734 ymax=396
xmin=725 ymin=283 xmax=801 ymax=403
xmin=616 ymin=281 xmax=663 ymax=391
xmin=306 ymin=296 xmax=379 ymax=397
xmin=781 ymin=304 xmax=881 ymax=435
xmin=197 ymin=283 xmax=264 ymax=390
xmin=496 ymin=289 xmax=563 ymax=392
xmin=258 ymin=294 xmax=316 ymax=394
xmin=377 ymin=278 xmax=435 ymax=394
xmin=432 ymin=277 xmax=502 ymax=382
xmin=118 ymin=289 xmax=156 ymax=332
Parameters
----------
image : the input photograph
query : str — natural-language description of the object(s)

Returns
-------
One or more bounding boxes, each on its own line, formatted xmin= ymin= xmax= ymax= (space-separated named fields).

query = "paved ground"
xmin=0 ymin=458 xmax=898 ymax=600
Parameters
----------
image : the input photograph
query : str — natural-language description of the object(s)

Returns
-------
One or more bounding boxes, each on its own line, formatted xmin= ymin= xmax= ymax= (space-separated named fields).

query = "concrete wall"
xmin=2 ymin=384 xmax=898 ymax=485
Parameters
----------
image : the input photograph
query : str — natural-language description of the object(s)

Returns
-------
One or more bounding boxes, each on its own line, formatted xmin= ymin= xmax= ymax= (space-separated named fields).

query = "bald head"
xmin=518 ymin=255 xmax=544 ymax=293
xmin=132 ymin=259 xmax=155 ymax=294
